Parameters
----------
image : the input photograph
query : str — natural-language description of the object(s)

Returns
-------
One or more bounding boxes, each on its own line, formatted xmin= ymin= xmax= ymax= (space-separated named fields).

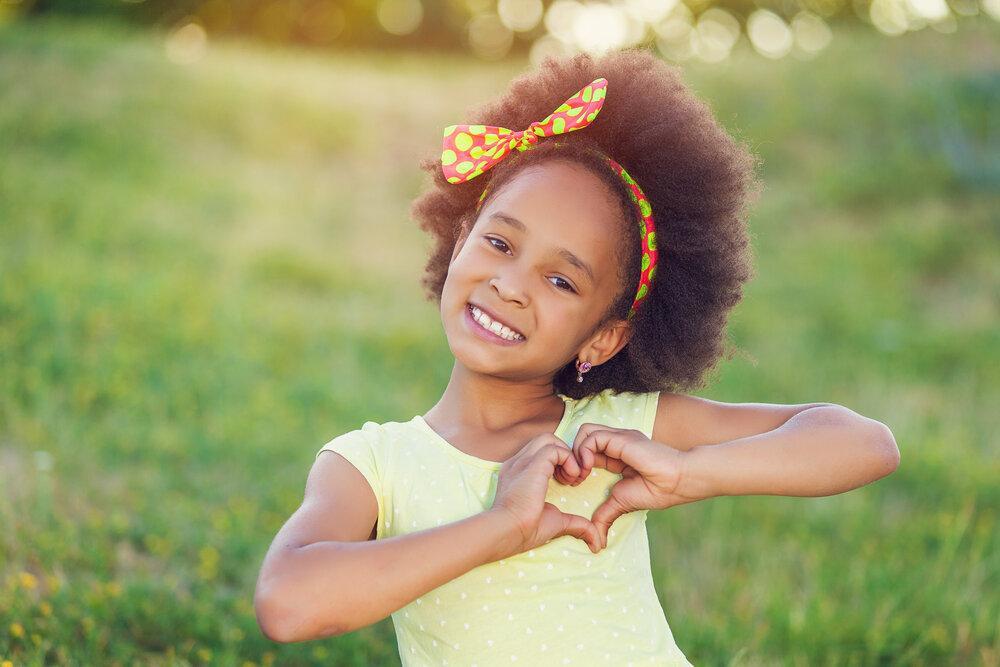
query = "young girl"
xmin=254 ymin=48 xmax=900 ymax=665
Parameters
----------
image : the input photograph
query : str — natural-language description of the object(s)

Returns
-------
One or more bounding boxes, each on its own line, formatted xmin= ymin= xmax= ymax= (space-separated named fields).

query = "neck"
xmin=423 ymin=360 xmax=565 ymax=433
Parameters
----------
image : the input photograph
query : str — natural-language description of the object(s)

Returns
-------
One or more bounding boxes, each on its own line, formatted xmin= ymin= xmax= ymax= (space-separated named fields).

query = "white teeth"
xmin=470 ymin=305 xmax=524 ymax=341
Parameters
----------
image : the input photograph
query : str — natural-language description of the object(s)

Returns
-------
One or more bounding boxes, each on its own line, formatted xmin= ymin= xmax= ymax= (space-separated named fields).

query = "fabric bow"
xmin=441 ymin=78 xmax=608 ymax=184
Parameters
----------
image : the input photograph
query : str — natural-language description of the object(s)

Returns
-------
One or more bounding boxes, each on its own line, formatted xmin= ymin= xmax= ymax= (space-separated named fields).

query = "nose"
xmin=489 ymin=276 xmax=529 ymax=307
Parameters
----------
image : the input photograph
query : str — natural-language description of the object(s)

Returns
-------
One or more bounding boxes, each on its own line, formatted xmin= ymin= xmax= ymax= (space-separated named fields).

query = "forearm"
xmin=678 ymin=405 xmax=900 ymax=499
xmin=261 ymin=509 xmax=519 ymax=642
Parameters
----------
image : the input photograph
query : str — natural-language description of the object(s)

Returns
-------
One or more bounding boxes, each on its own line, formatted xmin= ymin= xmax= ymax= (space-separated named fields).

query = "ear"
xmin=579 ymin=318 xmax=632 ymax=367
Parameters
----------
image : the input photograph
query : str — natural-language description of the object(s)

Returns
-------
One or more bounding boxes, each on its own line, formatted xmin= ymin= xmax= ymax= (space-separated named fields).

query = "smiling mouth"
xmin=467 ymin=303 xmax=526 ymax=341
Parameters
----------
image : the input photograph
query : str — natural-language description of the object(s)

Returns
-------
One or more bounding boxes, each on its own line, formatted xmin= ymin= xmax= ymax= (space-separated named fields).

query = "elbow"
xmin=254 ymin=585 xmax=350 ymax=644
xmin=255 ymin=588 xmax=295 ymax=644
xmin=868 ymin=420 xmax=900 ymax=477
xmin=823 ymin=405 xmax=900 ymax=477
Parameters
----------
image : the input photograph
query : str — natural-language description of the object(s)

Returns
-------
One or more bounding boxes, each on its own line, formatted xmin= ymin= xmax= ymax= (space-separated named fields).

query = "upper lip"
xmin=468 ymin=302 xmax=526 ymax=338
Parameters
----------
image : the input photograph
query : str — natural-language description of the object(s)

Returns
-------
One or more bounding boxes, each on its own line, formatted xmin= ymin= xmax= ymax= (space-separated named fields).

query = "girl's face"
xmin=440 ymin=160 xmax=630 ymax=382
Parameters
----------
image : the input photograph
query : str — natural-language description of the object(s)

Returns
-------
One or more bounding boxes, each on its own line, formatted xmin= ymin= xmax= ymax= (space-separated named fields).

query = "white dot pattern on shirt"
xmin=383 ymin=393 xmax=686 ymax=663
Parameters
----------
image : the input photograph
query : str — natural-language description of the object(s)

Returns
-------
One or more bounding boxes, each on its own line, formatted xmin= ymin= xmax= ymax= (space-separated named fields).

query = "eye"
xmin=485 ymin=236 xmax=511 ymax=254
xmin=550 ymin=276 xmax=577 ymax=293
xmin=484 ymin=236 xmax=578 ymax=294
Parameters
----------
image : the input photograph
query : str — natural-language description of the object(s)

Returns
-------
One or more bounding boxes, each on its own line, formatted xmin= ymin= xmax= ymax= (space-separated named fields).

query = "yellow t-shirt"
xmin=315 ymin=388 xmax=694 ymax=666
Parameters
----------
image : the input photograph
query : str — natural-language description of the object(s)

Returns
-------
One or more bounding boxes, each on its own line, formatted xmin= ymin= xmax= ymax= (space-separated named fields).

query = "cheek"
xmin=535 ymin=296 xmax=586 ymax=333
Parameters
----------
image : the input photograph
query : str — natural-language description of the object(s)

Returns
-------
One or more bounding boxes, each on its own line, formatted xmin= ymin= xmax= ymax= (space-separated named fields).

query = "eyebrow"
xmin=488 ymin=212 xmax=597 ymax=286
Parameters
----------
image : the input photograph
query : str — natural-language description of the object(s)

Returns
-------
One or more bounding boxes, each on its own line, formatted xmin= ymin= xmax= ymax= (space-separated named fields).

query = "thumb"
xmin=545 ymin=502 xmax=601 ymax=554
xmin=590 ymin=494 xmax=630 ymax=550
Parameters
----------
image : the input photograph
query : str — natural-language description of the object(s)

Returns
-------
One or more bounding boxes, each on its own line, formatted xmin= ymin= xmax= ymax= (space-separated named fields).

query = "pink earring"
xmin=576 ymin=359 xmax=592 ymax=383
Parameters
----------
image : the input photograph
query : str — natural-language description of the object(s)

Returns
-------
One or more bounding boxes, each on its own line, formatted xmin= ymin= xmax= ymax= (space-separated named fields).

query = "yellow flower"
xmin=3 ymin=660 xmax=15 ymax=667
xmin=39 ymin=601 xmax=53 ymax=617
xmin=105 ymin=582 xmax=123 ymax=598
xmin=197 ymin=648 xmax=212 ymax=662
xmin=18 ymin=572 xmax=38 ymax=590
xmin=9 ymin=623 xmax=24 ymax=638
xmin=197 ymin=546 xmax=220 ymax=581
xmin=262 ymin=652 xmax=275 ymax=666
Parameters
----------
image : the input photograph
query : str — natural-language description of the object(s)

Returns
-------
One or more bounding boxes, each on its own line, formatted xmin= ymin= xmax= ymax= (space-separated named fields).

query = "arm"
xmin=254 ymin=451 xmax=521 ymax=644
xmin=652 ymin=391 xmax=838 ymax=452
xmin=675 ymin=404 xmax=900 ymax=499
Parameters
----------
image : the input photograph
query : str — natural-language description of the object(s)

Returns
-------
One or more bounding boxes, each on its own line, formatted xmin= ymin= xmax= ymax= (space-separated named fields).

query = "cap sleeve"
xmin=315 ymin=422 xmax=386 ymax=537
xmin=639 ymin=390 xmax=660 ymax=440
xmin=576 ymin=389 xmax=661 ymax=440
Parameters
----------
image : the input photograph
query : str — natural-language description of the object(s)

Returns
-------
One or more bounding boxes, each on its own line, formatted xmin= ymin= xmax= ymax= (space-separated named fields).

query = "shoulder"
xmin=314 ymin=417 xmax=423 ymax=463
xmin=316 ymin=420 xmax=380 ymax=458
xmin=571 ymin=388 xmax=660 ymax=438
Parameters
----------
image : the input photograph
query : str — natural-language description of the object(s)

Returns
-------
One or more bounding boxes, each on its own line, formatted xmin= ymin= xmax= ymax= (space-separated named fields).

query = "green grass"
xmin=1 ymin=13 xmax=998 ymax=666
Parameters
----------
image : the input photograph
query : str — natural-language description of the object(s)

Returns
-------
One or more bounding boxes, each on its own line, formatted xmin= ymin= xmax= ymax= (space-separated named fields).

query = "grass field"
xmin=1 ymin=13 xmax=998 ymax=666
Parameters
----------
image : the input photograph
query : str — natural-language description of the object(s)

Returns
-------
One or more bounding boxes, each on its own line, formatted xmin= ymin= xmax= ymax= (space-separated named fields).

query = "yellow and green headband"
xmin=440 ymin=77 xmax=658 ymax=320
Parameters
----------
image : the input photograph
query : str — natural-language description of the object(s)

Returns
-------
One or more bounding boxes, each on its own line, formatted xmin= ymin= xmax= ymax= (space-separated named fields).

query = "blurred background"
xmin=0 ymin=0 xmax=997 ymax=664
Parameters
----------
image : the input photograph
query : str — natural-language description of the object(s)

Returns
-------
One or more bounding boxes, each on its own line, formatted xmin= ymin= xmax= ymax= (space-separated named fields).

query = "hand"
xmin=490 ymin=433 xmax=604 ymax=557
xmin=572 ymin=424 xmax=699 ymax=549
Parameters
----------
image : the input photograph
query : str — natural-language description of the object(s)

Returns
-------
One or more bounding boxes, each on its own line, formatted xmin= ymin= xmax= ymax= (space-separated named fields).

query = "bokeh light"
xmin=467 ymin=12 xmax=515 ymax=59
xmin=297 ymin=1 xmax=347 ymax=44
xmin=980 ymin=0 xmax=1000 ymax=19
xmin=869 ymin=0 xmax=910 ymax=34
xmin=747 ymin=8 xmax=794 ymax=58
xmin=529 ymin=33 xmax=575 ymax=66
xmin=653 ymin=2 xmax=696 ymax=61
xmin=694 ymin=7 xmax=741 ymax=63
xmin=377 ymin=0 xmax=423 ymax=36
xmin=791 ymin=11 xmax=834 ymax=55
xmin=165 ymin=18 xmax=209 ymax=65
xmin=571 ymin=2 xmax=635 ymax=55
xmin=498 ymin=0 xmax=545 ymax=31
xmin=623 ymin=0 xmax=679 ymax=23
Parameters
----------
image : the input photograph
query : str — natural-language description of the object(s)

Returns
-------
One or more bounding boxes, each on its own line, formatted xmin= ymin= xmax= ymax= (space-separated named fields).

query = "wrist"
xmin=676 ymin=446 xmax=722 ymax=501
xmin=481 ymin=507 xmax=525 ymax=562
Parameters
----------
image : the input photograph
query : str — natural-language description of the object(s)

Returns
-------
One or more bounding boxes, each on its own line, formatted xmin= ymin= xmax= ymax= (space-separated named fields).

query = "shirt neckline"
xmin=412 ymin=394 xmax=576 ymax=471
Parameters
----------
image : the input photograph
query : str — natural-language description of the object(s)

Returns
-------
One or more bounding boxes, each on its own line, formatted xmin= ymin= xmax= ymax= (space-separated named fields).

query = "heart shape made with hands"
xmin=553 ymin=422 xmax=688 ymax=549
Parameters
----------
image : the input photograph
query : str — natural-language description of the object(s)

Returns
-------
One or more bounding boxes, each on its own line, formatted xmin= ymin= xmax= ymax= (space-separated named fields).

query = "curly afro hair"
xmin=410 ymin=47 xmax=763 ymax=400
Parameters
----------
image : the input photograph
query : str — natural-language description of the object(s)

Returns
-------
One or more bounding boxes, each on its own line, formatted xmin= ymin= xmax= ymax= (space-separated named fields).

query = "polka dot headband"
xmin=440 ymin=77 xmax=659 ymax=321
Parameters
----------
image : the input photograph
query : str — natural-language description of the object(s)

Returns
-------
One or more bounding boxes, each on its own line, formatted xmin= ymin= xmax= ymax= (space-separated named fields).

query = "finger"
xmin=577 ymin=429 xmax=652 ymax=476
xmin=549 ymin=504 xmax=601 ymax=554
xmin=554 ymin=466 xmax=577 ymax=487
xmin=591 ymin=495 xmax=628 ymax=550
xmin=577 ymin=439 xmax=628 ymax=474
xmin=549 ymin=443 xmax=582 ymax=481
xmin=573 ymin=444 xmax=593 ymax=481
xmin=521 ymin=432 xmax=570 ymax=457
xmin=572 ymin=422 xmax=623 ymax=453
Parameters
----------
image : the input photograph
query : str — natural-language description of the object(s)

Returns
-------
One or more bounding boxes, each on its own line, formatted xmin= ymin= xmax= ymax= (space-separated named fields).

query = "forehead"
xmin=478 ymin=161 xmax=623 ymax=282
